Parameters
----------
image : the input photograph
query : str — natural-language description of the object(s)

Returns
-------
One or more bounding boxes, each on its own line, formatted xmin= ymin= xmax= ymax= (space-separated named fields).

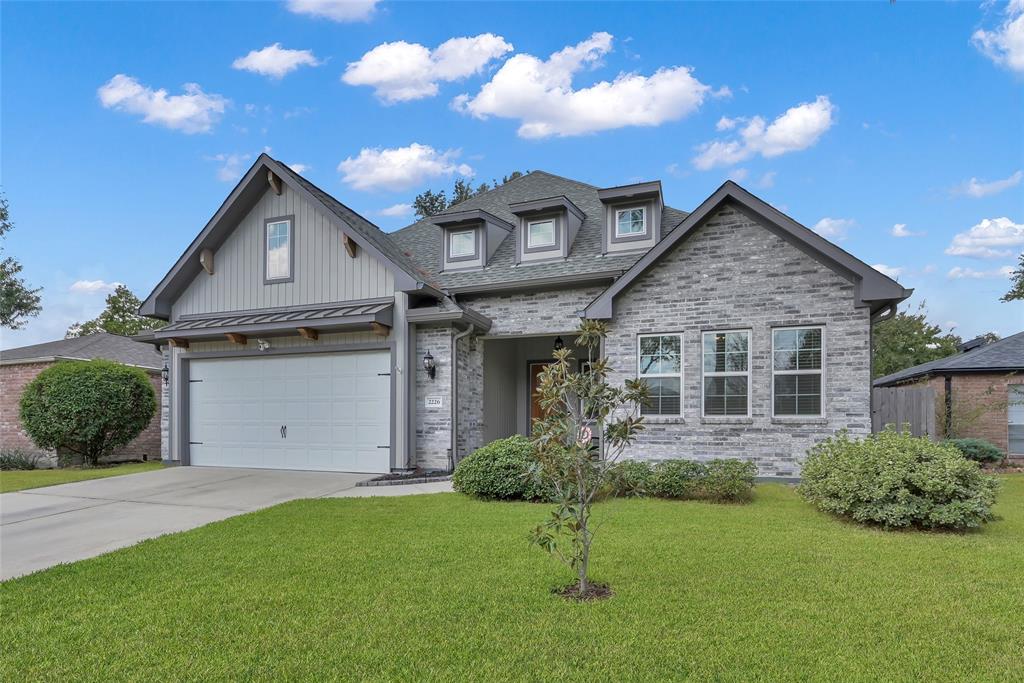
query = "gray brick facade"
xmin=414 ymin=325 xmax=454 ymax=471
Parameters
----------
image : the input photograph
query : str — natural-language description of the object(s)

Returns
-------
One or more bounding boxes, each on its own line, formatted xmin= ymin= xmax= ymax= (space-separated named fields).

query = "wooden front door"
xmin=529 ymin=361 xmax=553 ymax=423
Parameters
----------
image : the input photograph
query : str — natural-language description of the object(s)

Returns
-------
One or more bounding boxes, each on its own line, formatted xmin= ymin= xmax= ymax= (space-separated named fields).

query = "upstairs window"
xmin=772 ymin=327 xmax=823 ymax=417
xmin=615 ymin=207 xmax=646 ymax=237
xmin=638 ymin=333 xmax=682 ymax=416
xmin=527 ymin=219 xmax=556 ymax=248
xmin=265 ymin=219 xmax=292 ymax=281
xmin=702 ymin=330 xmax=750 ymax=417
xmin=449 ymin=230 xmax=475 ymax=258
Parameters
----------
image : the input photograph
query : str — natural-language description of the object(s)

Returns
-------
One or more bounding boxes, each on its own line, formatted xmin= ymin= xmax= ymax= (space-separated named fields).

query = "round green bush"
xmin=703 ymin=459 xmax=757 ymax=502
xmin=610 ymin=459 xmax=653 ymax=497
xmin=799 ymin=429 xmax=1000 ymax=530
xmin=945 ymin=438 xmax=1004 ymax=464
xmin=648 ymin=460 xmax=708 ymax=499
xmin=453 ymin=435 xmax=552 ymax=501
xmin=19 ymin=359 xmax=156 ymax=467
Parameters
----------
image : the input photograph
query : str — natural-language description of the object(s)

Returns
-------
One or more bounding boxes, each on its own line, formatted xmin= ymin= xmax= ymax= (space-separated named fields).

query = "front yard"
xmin=2 ymin=477 xmax=1022 ymax=681
xmin=0 ymin=461 xmax=164 ymax=493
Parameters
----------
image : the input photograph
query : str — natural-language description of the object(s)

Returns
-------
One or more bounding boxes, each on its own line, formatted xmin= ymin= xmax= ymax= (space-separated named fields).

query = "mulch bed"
xmin=554 ymin=582 xmax=614 ymax=602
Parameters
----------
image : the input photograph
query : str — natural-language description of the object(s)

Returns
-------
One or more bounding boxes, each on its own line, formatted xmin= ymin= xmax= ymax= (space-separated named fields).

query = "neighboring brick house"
xmin=139 ymin=154 xmax=911 ymax=478
xmin=0 ymin=332 xmax=164 ymax=465
xmin=874 ymin=332 xmax=1024 ymax=460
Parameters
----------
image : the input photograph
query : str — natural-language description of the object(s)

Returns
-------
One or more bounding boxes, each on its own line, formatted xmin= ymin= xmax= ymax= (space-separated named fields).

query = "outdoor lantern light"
xmin=423 ymin=350 xmax=436 ymax=379
xmin=161 ymin=361 xmax=169 ymax=386
xmin=553 ymin=336 xmax=565 ymax=351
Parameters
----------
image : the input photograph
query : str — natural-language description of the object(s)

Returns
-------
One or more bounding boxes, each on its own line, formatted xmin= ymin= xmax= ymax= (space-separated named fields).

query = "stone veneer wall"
xmin=603 ymin=202 xmax=872 ymax=477
xmin=455 ymin=333 xmax=484 ymax=461
xmin=415 ymin=324 xmax=454 ymax=471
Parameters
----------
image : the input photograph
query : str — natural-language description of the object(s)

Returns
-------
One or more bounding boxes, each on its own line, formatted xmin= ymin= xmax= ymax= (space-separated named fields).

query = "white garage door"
xmin=188 ymin=350 xmax=391 ymax=473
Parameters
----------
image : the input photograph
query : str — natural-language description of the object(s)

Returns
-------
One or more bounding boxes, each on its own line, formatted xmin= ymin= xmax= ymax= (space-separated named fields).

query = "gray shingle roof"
xmin=874 ymin=330 xmax=1024 ymax=386
xmin=0 ymin=332 xmax=162 ymax=369
xmin=390 ymin=171 xmax=689 ymax=290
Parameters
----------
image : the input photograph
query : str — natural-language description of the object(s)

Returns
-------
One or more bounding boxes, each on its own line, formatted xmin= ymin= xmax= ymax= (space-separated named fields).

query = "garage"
xmin=187 ymin=350 xmax=391 ymax=473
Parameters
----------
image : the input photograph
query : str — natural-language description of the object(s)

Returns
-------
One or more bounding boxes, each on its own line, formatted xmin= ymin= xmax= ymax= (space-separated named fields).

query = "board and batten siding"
xmin=172 ymin=185 xmax=395 ymax=319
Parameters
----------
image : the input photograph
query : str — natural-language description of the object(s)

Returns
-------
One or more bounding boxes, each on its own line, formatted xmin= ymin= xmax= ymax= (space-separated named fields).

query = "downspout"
xmin=450 ymin=323 xmax=475 ymax=471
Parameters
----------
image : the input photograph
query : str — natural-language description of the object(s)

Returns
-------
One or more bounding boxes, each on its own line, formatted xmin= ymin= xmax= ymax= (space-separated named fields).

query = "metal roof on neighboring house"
xmin=0 ymin=332 xmax=163 ymax=369
xmin=873 ymin=330 xmax=1024 ymax=386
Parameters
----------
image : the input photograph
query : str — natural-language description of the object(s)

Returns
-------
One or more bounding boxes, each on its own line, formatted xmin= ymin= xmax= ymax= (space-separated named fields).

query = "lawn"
xmin=0 ymin=461 xmax=163 ymax=493
xmin=2 ymin=478 xmax=1022 ymax=681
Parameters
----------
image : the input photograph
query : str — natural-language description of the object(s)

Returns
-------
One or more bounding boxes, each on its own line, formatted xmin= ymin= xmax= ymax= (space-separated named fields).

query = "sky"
xmin=1 ymin=0 xmax=1022 ymax=350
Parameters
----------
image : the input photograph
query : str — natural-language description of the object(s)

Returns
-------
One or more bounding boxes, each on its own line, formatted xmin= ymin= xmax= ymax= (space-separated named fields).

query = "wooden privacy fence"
xmin=871 ymin=386 xmax=938 ymax=439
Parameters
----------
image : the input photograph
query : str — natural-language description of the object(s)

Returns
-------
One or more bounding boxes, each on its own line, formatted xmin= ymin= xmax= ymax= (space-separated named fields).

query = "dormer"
xmin=597 ymin=181 xmax=663 ymax=255
xmin=508 ymin=196 xmax=585 ymax=265
xmin=432 ymin=209 xmax=514 ymax=272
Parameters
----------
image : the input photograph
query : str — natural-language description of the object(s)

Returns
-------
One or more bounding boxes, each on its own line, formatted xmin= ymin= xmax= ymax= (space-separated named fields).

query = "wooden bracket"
xmin=225 ymin=333 xmax=247 ymax=345
xmin=297 ymin=327 xmax=319 ymax=341
xmin=343 ymin=233 xmax=358 ymax=258
xmin=268 ymin=170 xmax=282 ymax=196
xmin=370 ymin=322 xmax=390 ymax=337
xmin=168 ymin=338 xmax=189 ymax=349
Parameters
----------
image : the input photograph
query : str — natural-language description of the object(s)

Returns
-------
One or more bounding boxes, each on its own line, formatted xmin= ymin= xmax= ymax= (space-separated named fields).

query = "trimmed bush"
xmin=945 ymin=438 xmax=1004 ymax=464
xmin=0 ymin=450 xmax=41 ymax=471
xmin=799 ymin=429 xmax=1000 ymax=530
xmin=649 ymin=460 xmax=707 ymax=499
xmin=453 ymin=436 xmax=553 ymax=501
xmin=704 ymin=459 xmax=757 ymax=502
xmin=610 ymin=459 xmax=653 ymax=497
xmin=19 ymin=359 xmax=156 ymax=467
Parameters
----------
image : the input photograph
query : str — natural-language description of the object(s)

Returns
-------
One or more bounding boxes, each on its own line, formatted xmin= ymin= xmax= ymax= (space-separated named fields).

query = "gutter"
xmin=449 ymin=323 xmax=475 ymax=471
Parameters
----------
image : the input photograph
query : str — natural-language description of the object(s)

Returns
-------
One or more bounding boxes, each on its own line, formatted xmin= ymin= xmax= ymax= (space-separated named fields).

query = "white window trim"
xmin=449 ymin=229 xmax=476 ymax=258
xmin=771 ymin=325 xmax=825 ymax=419
xmin=701 ymin=328 xmax=752 ymax=418
xmin=265 ymin=219 xmax=292 ymax=281
xmin=615 ymin=206 xmax=647 ymax=238
xmin=637 ymin=332 xmax=684 ymax=417
xmin=527 ymin=219 xmax=556 ymax=248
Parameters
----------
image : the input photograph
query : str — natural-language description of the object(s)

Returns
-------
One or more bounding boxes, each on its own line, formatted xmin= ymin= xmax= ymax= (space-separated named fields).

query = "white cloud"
xmin=728 ymin=168 xmax=749 ymax=182
xmin=972 ymin=0 xmax=1024 ymax=73
xmin=947 ymin=265 xmax=1015 ymax=280
xmin=692 ymin=95 xmax=836 ymax=170
xmin=287 ymin=163 xmax=311 ymax=174
xmin=953 ymin=170 xmax=1023 ymax=198
xmin=872 ymin=264 xmax=904 ymax=279
xmin=891 ymin=223 xmax=925 ymax=238
xmin=338 ymin=143 xmax=473 ymax=192
xmin=206 ymin=153 xmax=252 ymax=182
xmin=286 ymin=0 xmax=379 ymax=22
xmin=453 ymin=32 xmax=715 ymax=139
xmin=69 ymin=279 xmax=121 ymax=294
xmin=97 ymin=74 xmax=228 ymax=134
xmin=343 ymin=34 xmax=513 ymax=104
xmin=811 ymin=217 xmax=855 ymax=241
xmin=378 ymin=203 xmax=413 ymax=217
xmin=945 ymin=217 xmax=1024 ymax=258
xmin=756 ymin=171 xmax=776 ymax=189
xmin=716 ymin=116 xmax=738 ymax=131
xmin=232 ymin=43 xmax=322 ymax=79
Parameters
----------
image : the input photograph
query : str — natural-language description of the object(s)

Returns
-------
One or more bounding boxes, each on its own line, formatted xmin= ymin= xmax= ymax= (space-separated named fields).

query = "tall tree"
xmin=450 ymin=179 xmax=474 ymax=207
xmin=1001 ymin=252 xmax=1024 ymax=302
xmin=412 ymin=171 xmax=529 ymax=219
xmin=871 ymin=302 xmax=961 ymax=378
xmin=67 ymin=285 xmax=165 ymax=338
xmin=0 ymin=192 xmax=42 ymax=329
xmin=412 ymin=189 xmax=448 ymax=219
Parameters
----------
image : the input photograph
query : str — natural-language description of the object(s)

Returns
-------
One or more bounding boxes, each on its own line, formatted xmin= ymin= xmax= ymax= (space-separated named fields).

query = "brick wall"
xmin=922 ymin=372 xmax=1022 ymax=456
xmin=0 ymin=361 xmax=164 ymax=465
xmin=414 ymin=325 xmax=454 ymax=471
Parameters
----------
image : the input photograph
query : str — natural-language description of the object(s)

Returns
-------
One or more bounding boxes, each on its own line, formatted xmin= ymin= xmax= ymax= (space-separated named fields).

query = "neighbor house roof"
xmin=0 ymin=332 xmax=162 ymax=370
xmin=874 ymin=330 xmax=1024 ymax=386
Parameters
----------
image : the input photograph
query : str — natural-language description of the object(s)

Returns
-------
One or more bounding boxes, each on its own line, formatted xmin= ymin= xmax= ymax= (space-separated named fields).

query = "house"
xmin=874 ymin=332 xmax=1024 ymax=459
xmin=139 ymin=154 xmax=910 ymax=477
xmin=0 ymin=332 xmax=164 ymax=464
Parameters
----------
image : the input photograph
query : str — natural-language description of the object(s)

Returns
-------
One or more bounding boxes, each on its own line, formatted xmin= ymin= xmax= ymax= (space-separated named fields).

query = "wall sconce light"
xmin=423 ymin=350 xmax=436 ymax=379
xmin=161 ymin=362 xmax=169 ymax=386
xmin=553 ymin=336 xmax=565 ymax=351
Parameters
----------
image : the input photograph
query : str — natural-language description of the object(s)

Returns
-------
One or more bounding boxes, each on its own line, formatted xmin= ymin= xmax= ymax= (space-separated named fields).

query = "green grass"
xmin=2 ymin=478 xmax=1022 ymax=681
xmin=0 ymin=461 xmax=163 ymax=493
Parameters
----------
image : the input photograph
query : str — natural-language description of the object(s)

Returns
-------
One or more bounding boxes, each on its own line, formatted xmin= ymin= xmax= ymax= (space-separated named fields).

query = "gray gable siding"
xmin=172 ymin=184 xmax=395 ymax=319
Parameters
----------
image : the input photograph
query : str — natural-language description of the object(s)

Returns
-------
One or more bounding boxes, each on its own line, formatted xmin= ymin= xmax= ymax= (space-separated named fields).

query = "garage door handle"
xmin=280 ymin=425 xmax=287 ymax=439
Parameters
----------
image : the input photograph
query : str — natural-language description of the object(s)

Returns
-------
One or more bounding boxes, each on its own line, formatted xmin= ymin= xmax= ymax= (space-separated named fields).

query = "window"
xmin=702 ymin=330 xmax=750 ymax=416
xmin=1009 ymin=385 xmax=1024 ymax=456
xmin=527 ymin=219 xmax=556 ymax=248
xmin=615 ymin=207 xmax=646 ymax=237
xmin=449 ymin=230 xmax=475 ymax=258
xmin=772 ymin=327 xmax=823 ymax=417
xmin=637 ymin=334 xmax=682 ymax=416
xmin=265 ymin=219 xmax=291 ymax=281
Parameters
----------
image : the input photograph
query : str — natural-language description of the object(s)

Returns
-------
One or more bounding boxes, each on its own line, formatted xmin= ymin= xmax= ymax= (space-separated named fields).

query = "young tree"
xmin=529 ymin=320 xmax=648 ymax=599
xmin=0 ymin=192 xmax=42 ymax=329
xmin=872 ymin=302 xmax=961 ymax=378
xmin=66 ymin=284 xmax=165 ymax=338
xmin=1001 ymin=252 xmax=1024 ymax=302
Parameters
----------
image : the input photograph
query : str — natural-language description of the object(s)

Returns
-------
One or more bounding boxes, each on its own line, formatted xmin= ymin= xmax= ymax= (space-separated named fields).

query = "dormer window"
xmin=433 ymin=209 xmax=513 ymax=271
xmin=449 ymin=230 xmax=476 ymax=258
xmin=615 ymin=207 xmax=646 ymax=237
xmin=264 ymin=216 xmax=294 ymax=283
xmin=527 ymin=219 xmax=556 ymax=248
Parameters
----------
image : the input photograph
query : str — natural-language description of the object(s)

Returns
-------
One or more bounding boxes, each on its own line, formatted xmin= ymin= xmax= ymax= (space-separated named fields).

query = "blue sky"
xmin=1 ymin=0 xmax=1022 ymax=349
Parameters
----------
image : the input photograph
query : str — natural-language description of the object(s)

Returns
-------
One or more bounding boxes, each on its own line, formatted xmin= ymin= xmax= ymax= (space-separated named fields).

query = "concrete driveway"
xmin=1 ymin=466 xmax=370 ymax=580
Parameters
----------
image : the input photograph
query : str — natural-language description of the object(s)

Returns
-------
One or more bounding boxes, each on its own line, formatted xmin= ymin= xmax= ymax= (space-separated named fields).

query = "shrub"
xmin=648 ymin=460 xmax=707 ymax=499
xmin=799 ymin=428 xmax=1000 ymax=530
xmin=610 ymin=459 xmax=653 ymax=497
xmin=0 ymin=450 xmax=41 ymax=470
xmin=453 ymin=435 xmax=550 ymax=501
xmin=945 ymin=438 xmax=1004 ymax=464
xmin=19 ymin=359 xmax=157 ymax=467
xmin=704 ymin=459 xmax=757 ymax=502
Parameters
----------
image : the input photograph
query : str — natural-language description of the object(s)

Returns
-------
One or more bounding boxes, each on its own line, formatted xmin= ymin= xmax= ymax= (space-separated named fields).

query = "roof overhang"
xmin=0 ymin=355 xmax=160 ymax=372
xmin=508 ymin=195 xmax=585 ymax=221
xmin=445 ymin=270 xmax=624 ymax=296
xmin=584 ymin=180 xmax=912 ymax=319
xmin=406 ymin=303 xmax=492 ymax=332
xmin=597 ymin=180 xmax=663 ymax=204
xmin=431 ymin=209 xmax=514 ymax=232
xmin=874 ymin=367 xmax=1023 ymax=387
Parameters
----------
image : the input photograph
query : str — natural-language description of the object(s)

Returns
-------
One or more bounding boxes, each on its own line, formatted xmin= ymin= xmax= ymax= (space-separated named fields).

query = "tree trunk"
xmin=578 ymin=505 xmax=590 ymax=593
